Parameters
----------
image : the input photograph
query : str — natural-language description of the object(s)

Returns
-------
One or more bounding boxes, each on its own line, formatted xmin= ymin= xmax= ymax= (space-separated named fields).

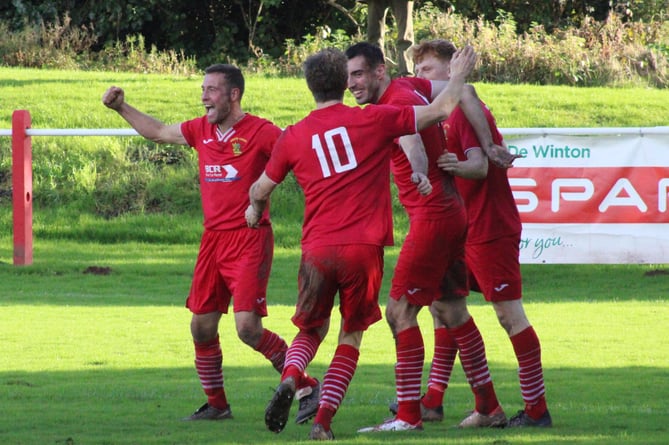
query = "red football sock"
xmin=283 ymin=330 xmax=321 ymax=389
xmin=423 ymin=327 xmax=458 ymax=408
xmin=395 ymin=326 xmax=424 ymax=424
xmin=194 ymin=335 xmax=228 ymax=409
xmin=316 ymin=344 xmax=360 ymax=430
xmin=511 ymin=326 xmax=547 ymax=419
xmin=449 ymin=317 xmax=499 ymax=414
xmin=255 ymin=328 xmax=287 ymax=373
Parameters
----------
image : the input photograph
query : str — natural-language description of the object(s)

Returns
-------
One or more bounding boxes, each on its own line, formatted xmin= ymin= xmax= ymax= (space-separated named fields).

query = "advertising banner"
xmin=501 ymin=129 xmax=669 ymax=264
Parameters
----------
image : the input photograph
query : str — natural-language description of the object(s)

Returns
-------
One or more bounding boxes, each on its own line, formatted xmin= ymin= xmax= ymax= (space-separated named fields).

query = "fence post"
xmin=12 ymin=110 xmax=33 ymax=266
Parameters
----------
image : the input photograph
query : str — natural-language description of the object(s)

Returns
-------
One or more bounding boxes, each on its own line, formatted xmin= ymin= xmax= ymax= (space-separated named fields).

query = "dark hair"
xmin=204 ymin=64 xmax=245 ymax=99
xmin=411 ymin=39 xmax=457 ymax=64
xmin=344 ymin=41 xmax=384 ymax=69
xmin=303 ymin=48 xmax=347 ymax=103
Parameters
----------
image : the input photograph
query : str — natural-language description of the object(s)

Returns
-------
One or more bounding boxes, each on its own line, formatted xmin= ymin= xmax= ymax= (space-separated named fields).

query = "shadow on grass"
xmin=0 ymin=257 xmax=667 ymax=307
xmin=1 ymin=364 xmax=667 ymax=445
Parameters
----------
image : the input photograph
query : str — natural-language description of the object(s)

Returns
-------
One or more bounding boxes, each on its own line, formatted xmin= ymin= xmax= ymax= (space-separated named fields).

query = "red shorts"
xmin=292 ymin=244 xmax=384 ymax=333
xmin=390 ymin=212 xmax=467 ymax=306
xmin=465 ymin=234 xmax=522 ymax=302
xmin=186 ymin=225 xmax=273 ymax=315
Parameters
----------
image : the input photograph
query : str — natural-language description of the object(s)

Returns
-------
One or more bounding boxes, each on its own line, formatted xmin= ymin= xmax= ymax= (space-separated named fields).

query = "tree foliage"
xmin=1 ymin=0 xmax=665 ymax=68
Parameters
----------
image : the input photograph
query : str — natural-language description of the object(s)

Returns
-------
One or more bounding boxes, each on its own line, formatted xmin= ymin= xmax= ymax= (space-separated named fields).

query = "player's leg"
xmin=313 ymin=328 xmax=363 ymax=438
xmin=494 ymin=299 xmax=551 ymax=426
xmin=419 ymin=255 xmax=470 ymax=420
xmin=313 ymin=244 xmax=384 ymax=438
xmin=230 ymin=225 xmax=287 ymax=370
xmin=470 ymin=236 xmax=551 ymax=427
xmin=265 ymin=246 xmax=337 ymax=434
xmin=185 ymin=311 xmax=232 ymax=420
xmin=184 ymin=230 xmax=232 ymax=420
xmin=363 ymin=217 xmax=455 ymax=432
xmin=230 ymin=224 xmax=321 ymax=419
xmin=432 ymin=296 xmax=507 ymax=428
xmin=420 ymin=305 xmax=456 ymax=418
xmin=377 ymin=296 xmax=425 ymax=429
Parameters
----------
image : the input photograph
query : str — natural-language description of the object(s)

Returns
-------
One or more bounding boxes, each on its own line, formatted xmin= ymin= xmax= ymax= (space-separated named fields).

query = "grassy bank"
xmin=2 ymin=67 xmax=669 ymax=246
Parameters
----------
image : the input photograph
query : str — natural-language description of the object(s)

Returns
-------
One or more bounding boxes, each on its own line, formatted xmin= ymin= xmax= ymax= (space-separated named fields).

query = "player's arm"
xmin=414 ymin=46 xmax=476 ymax=131
xmin=246 ymin=172 xmax=278 ymax=228
xmin=428 ymin=80 xmax=520 ymax=170
xmin=458 ymin=90 xmax=521 ymax=169
xmin=102 ymin=86 xmax=187 ymax=145
xmin=437 ymin=148 xmax=488 ymax=179
xmin=398 ymin=134 xmax=432 ymax=196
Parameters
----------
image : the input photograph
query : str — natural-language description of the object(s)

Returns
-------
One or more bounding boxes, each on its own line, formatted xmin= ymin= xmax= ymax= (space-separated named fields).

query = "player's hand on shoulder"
xmin=486 ymin=143 xmax=523 ymax=169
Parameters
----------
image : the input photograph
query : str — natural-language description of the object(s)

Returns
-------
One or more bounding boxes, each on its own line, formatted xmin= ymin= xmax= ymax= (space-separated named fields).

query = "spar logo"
xmin=509 ymin=167 xmax=669 ymax=223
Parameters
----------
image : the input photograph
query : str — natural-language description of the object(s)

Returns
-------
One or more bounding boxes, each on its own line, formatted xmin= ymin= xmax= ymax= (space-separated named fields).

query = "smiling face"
xmin=346 ymin=55 xmax=385 ymax=105
xmin=201 ymin=72 xmax=235 ymax=124
xmin=414 ymin=53 xmax=452 ymax=81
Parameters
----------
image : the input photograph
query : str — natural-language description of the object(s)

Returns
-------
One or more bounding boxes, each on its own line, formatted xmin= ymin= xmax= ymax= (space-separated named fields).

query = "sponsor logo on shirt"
xmin=204 ymin=164 xmax=239 ymax=182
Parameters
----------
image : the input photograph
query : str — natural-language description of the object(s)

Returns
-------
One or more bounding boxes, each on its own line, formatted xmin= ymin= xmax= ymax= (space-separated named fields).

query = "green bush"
xmin=0 ymin=13 xmax=198 ymax=75
xmin=409 ymin=5 xmax=669 ymax=87
xmin=0 ymin=14 xmax=96 ymax=69
xmin=92 ymin=143 xmax=199 ymax=218
xmin=96 ymin=34 xmax=198 ymax=76
xmin=1 ymin=5 xmax=667 ymax=86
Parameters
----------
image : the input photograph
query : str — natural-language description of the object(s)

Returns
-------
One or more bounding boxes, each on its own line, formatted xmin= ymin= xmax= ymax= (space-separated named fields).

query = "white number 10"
xmin=312 ymin=126 xmax=358 ymax=178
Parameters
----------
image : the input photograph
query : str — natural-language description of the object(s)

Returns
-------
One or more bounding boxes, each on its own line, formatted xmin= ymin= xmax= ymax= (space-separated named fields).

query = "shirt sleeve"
xmin=264 ymin=130 xmax=291 ymax=185
xmin=180 ymin=118 xmax=198 ymax=148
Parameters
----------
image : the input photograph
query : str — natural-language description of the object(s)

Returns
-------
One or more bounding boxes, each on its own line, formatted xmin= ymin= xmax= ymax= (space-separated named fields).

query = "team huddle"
xmin=102 ymin=40 xmax=551 ymax=441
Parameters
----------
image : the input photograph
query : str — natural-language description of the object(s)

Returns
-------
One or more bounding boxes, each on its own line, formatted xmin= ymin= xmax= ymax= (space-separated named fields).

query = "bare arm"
xmin=246 ymin=172 xmax=278 ymax=228
xmin=398 ymin=134 xmax=432 ymax=196
xmin=102 ymin=86 xmax=187 ymax=145
xmin=414 ymin=46 xmax=477 ymax=131
xmin=458 ymin=87 xmax=521 ymax=168
xmin=429 ymin=79 xmax=520 ymax=169
xmin=437 ymin=148 xmax=488 ymax=179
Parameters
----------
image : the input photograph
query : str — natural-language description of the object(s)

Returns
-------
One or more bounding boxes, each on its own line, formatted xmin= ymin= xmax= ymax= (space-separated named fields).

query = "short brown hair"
xmin=411 ymin=39 xmax=457 ymax=64
xmin=303 ymin=48 xmax=348 ymax=103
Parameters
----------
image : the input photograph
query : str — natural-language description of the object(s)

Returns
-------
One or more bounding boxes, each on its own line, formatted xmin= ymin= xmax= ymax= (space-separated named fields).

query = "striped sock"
xmin=194 ymin=335 xmax=227 ymax=409
xmin=511 ymin=326 xmax=547 ymax=418
xmin=282 ymin=330 xmax=321 ymax=387
xmin=424 ymin=327 xmax=458 ymax=408
xmin=395 ymin=326 xmax=425 ymax=424
xmin=316 ymin=344 xmax=360 ymax=430
xmin=255 ymin=328 xmax=287 ymax=373
xmin=449 ymin=317 xmax=499 ymax=414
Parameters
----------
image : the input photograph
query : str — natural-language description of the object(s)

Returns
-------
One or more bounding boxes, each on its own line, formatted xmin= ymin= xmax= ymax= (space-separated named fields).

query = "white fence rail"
xmin=3 ymin=127 xmax=669 ymax=137
xmin=3 ymin=119 xmax=669 ymax=265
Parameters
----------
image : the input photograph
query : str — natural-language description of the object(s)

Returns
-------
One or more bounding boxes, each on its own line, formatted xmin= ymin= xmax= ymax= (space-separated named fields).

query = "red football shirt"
xmin=265 ymin=102 xmax=418 ymax=249
xmin=181 ymin=114 xmax=281 ymax=230
xmin=379 ymin=77 xmax=462 ymax=218
xmin=443 ymin=104 xmax=521 ymax=243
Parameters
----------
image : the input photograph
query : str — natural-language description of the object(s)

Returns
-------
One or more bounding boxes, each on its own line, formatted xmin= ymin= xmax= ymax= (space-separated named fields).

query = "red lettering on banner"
xmin=508 ymin=167 xmax=669 ymax=223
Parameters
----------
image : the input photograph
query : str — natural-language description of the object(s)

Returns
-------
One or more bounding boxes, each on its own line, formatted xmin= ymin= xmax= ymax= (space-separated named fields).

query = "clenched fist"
xmin=102 ymin=86 xmax=125 ymax=111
